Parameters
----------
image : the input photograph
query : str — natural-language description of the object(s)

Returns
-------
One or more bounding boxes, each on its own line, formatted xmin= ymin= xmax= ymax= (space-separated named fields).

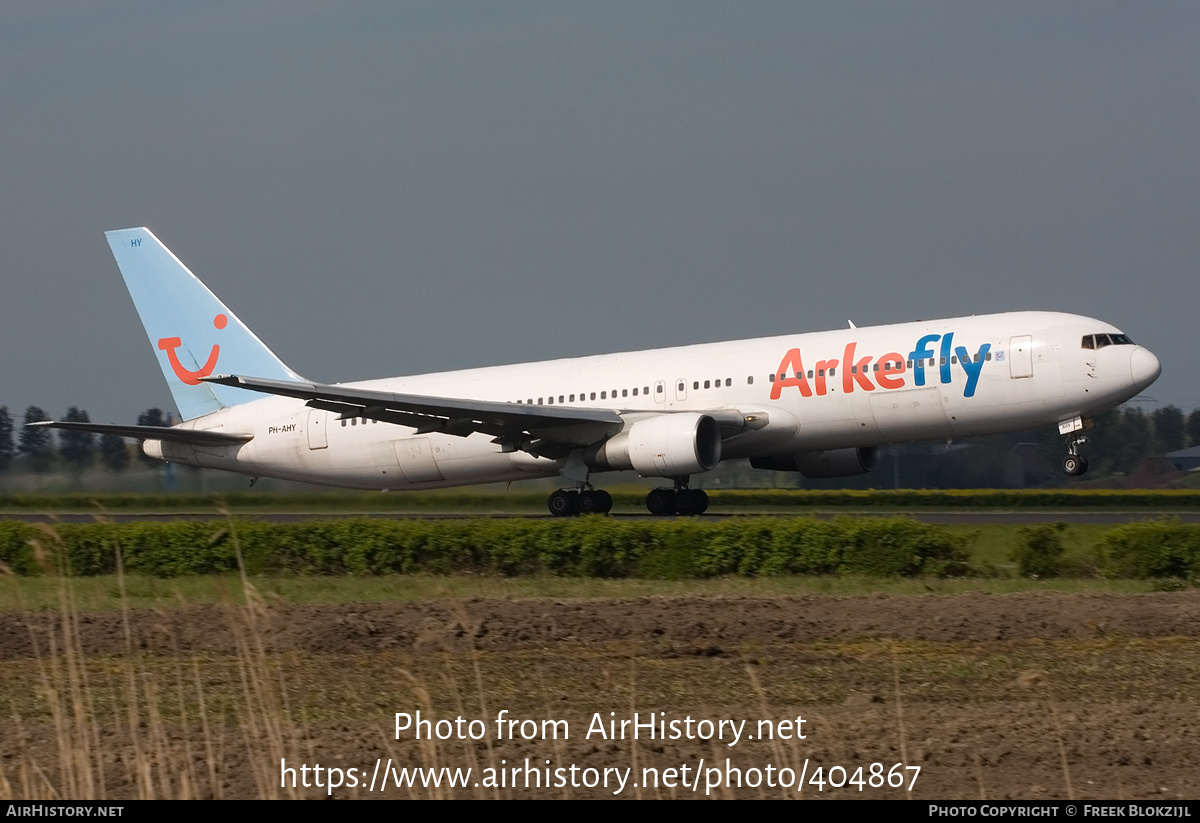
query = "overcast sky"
xmin=2 ymin=2 xmax=1198 ymax=426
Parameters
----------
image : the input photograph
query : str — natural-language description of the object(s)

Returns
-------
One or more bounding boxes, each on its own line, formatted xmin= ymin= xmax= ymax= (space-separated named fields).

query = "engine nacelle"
xmin=750 ymin=446 xmax=880 ymax=478
xmin=589 ymin=413 xmax=722 ymax=477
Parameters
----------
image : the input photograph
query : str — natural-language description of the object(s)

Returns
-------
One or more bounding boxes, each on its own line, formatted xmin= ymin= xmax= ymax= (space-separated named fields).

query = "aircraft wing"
xmin=26 ymin=420 xmax=253 ymax=445
xmin=202 ymin=373 xmax=625 ymax=450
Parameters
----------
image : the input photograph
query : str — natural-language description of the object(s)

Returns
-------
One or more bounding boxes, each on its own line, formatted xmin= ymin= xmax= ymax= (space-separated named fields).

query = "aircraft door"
xmin=307 ymin=409 xmax=328 ymax=449
xmin=675 ymin=378 xmax=688 ymax=402
xmin=654 ymin=380 xmax=666 ymax=404
xmin=1009 ymin=336 xmax=1034 ymax=379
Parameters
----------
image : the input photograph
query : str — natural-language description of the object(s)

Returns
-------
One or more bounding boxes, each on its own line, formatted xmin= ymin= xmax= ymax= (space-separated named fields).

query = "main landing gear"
xmin=645 ymin=478 xmax=709 ymax=516
xmin=545 ymin=481 xmax=711 ymax=517
xmin=1062 ymin=434 xmax=1089 ymax=477
xmin=547 ymin=488 xmax=614 ymax=517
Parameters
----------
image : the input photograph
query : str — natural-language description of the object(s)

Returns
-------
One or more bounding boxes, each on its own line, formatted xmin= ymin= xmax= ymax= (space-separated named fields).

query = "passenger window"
xmin=632 ymin=388 xmax=638 ymax=397
xmin=768 ymin=374 xmax=775 ymax=383
xmin=817 ymin=369 xmax=824 ymax=377
xmin=351 ymin=418 xmax=357 ymax=426
xmin=725 ymin=378 xmax=731 ymax=387
xmin=828 ymin=369 xmax=836 ymax=377
xmin=906 ymin=360 xmax=913 ymax=368
xmin=951 ymin=356 xmax=958 ymax=364
xmin=538 ymin=398 xmax=543 ymax=405
xmin=601 ymin=391 xmax=606 ymax=400
xmin=677 ymin=382 xmax=684 ymax=392
xmin=569 ymin=394 xmax=575 ymax=402
xmin=340 ymin=419 xmax=346 ymax=427
xmin=807 ymin=370 xmax=813 ymax=378
xmin=622 ymin=389 xmax=628 ymax=397
xmin=644 ymin=386 xmax=650 ymax=395
xmin=590 ymin=392 xmax=596 ymax=400
xmin=939 ymin=357 xmax=946 ymax=366
xmin=704 ymin=380 xmax=710 ymax=389
xmin=693 ymin=381 xmax=699 ymax=390
xmin=747 ymin=376 xmax=754 ymax=384
xmin=657 ymin=384 xmax=664 ymax=394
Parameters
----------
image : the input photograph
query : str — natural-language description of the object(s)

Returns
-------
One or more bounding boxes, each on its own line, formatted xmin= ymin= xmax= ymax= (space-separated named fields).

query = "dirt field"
xmin=2 ymin=589 xmax=1198 ymax=800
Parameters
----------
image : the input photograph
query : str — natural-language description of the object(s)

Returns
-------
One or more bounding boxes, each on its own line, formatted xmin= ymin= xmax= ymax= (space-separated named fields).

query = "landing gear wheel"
xmin=675 ymin=489 xmax=696 ymax=515
xmin=577 ymin=490 xmax=601 ymax=514
xmin=672 ymin=489 xmax=710 ymax=515
xmin=1062 ymin=454 xmax=1089 ymax=476
xmin=646 ymin=488 xmax=676 ymax=516
xmin=548 ymin=489 xmax=578 ymax=517
xmin=594 ymin=490 xmax=613 ymax=514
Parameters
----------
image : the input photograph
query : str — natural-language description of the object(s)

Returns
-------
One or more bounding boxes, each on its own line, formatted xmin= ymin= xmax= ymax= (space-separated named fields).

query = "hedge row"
xmin=3 ymin=489 xmax=1199 ymax=512
xmin=0 ymin=517 xmax=970 ymax=579
xmin=1097 ymin=522 xmax=1200 ymax=581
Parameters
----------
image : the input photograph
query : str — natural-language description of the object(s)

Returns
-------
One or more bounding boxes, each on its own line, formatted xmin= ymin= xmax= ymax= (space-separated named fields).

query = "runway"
xmin=5 ymin=510 xmax=1199 ymax=525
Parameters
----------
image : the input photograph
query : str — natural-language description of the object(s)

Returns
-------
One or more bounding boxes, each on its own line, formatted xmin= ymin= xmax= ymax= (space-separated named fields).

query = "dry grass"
xmin=0 ymin=517 xmax=312 ymax=799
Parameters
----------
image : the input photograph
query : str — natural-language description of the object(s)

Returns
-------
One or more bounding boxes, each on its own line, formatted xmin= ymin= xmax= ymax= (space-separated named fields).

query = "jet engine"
xmin=750 ymin=446 xmax=881 ymax=478
xmin=588 ymin=413 xmax=722 ymax=477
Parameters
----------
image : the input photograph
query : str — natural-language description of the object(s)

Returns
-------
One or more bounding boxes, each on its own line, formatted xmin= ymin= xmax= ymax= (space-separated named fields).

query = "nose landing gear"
xmin=1062 ymin=435 xmax=1089 ymax=476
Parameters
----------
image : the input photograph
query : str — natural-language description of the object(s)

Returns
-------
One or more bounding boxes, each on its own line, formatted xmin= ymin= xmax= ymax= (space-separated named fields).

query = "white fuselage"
xmin=151 ymin=311 xmax=1159 ymax=489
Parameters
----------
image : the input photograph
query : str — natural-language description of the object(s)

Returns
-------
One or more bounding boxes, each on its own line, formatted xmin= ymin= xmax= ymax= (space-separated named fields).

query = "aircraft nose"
xmin=1130 ymin=346 xmax=1162 ymax=391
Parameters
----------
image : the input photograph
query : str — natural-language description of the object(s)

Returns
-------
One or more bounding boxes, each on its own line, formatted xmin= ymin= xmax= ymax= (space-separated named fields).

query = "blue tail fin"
xmin=106 ymin=227 xmax=304 ymax=421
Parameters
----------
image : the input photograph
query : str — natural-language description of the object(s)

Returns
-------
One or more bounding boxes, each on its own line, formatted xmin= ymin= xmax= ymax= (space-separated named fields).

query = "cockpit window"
xmin=1085 ymin=332 xmax=1134 ymax=349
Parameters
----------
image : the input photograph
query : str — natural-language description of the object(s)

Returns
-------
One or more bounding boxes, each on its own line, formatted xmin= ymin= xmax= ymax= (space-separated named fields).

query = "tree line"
xmin=0 ymin=406 xmax=168 ymax=474
xmin=1 ymin=403 xmax=1198 ymax=487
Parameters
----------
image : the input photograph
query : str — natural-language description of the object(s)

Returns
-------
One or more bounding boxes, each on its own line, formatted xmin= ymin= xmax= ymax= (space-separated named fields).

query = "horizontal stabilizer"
xmin=26 ymin=420 xmax=252 ymax=446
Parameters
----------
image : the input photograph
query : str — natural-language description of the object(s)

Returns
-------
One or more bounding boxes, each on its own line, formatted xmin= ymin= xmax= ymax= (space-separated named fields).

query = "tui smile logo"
xmin=157 ymin=314 xmax=227 ymax=385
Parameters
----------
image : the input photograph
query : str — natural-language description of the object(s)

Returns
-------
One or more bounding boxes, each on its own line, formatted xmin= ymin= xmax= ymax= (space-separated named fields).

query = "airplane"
xmin=33 ymin=227 xmax=1162 ymax=516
